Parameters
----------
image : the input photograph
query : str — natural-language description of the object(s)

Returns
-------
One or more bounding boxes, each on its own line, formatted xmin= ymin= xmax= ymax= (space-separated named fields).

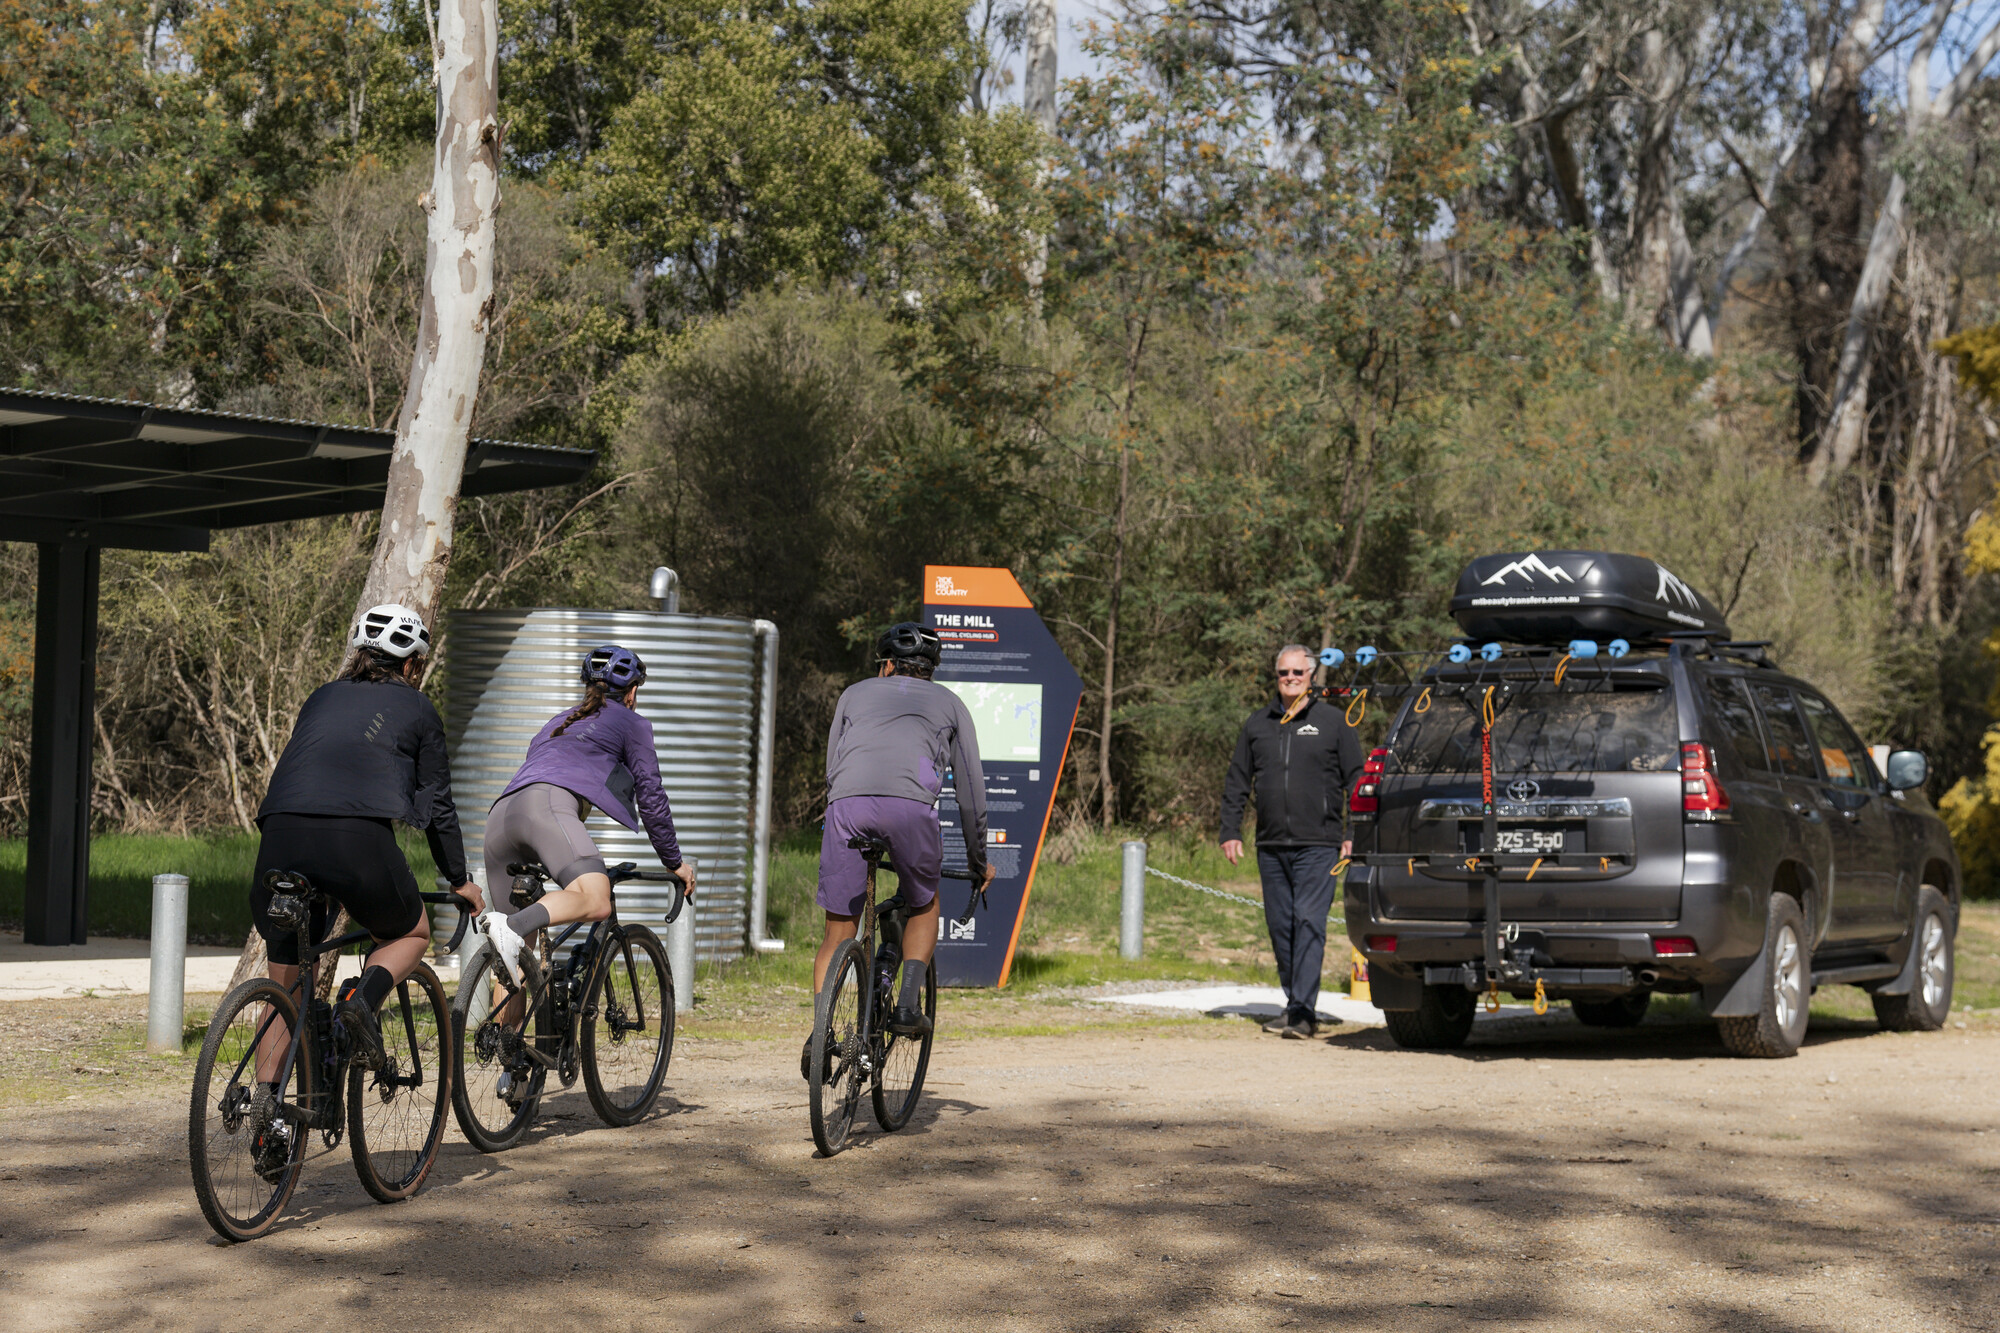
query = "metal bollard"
xmin=147 ymin=874 xmax=190 ymax=1053
xmin=1120 ymin=841 xmax=1146 ymax=960
xmin=665 ymin=856 xmax=697 ymax=1014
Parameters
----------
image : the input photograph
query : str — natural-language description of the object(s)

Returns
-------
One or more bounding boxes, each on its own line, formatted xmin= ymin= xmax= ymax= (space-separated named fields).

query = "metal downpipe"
xmin=748 ymin=619 xmax=785 ymax=952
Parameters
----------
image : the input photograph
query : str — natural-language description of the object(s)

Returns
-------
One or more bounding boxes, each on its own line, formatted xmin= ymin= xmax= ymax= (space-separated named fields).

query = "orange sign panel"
xmin=924 ymin=565 xmax=1033 ymax=609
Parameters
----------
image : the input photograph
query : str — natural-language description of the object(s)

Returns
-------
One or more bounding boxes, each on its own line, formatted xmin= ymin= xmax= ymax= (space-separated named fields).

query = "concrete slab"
xmin=0 ymin=933 xmax=457 ymax=1001
xmin=1096 ymin=982 xmax=1539 ymax=1026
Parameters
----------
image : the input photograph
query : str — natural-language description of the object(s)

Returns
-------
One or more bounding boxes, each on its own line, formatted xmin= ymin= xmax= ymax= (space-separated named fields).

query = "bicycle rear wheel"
xmin=582 ymin=925 xmax=674 ymax=1126
xmin=189 ymin=978 xmax=311 ymax=1242
xmin=872 ymin=959 xmax=935 ymax=1131
xmin=451 ymin=943 xmax=547 ymax=1153
xmin=809 ymin=940 xmax=865 ymax=1156
xmin=349 ymin=962 xmax=452 ymax=1201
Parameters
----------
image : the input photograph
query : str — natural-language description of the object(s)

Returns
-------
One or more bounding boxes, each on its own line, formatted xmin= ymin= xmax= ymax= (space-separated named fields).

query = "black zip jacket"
xmin=258 ymin=679 xmax=469 ymax=885
xmin=1218 ymin=694 xmax=1364 ymax=848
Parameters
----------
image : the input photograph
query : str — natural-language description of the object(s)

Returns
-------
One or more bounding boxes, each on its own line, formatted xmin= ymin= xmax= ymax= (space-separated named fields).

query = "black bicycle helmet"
xmin=876 ymin=621 xmax=942 ymax=665
xmin=581 ymin=644 xmax=648 ymax=691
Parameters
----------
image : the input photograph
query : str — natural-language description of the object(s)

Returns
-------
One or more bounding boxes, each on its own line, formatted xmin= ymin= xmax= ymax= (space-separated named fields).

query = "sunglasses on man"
xmin=1275 ymin=667 xmax=1311 ymax=678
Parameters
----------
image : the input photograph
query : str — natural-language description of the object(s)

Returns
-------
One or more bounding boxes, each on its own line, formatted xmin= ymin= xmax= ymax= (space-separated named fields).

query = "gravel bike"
xmin=188 ymin=873 xmax=472 ymax=1242
xmin=809 ymin=836 xmax=983 ymax=1156
xmin=451 ymin=861 xmax=686 ymax=1152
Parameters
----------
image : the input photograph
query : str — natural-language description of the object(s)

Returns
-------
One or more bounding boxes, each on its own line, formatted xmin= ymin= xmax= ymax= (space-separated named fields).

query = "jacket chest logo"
xmin=1294 ymin=724 xmax=1319 ymax=736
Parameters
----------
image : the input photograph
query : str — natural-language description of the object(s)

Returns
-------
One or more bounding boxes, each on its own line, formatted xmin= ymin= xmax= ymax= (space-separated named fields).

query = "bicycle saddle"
xmin=846 ymin=834 xmax=892 ymax=855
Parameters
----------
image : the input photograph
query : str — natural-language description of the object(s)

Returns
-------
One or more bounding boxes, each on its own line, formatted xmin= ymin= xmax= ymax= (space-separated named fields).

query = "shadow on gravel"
xmin=2 ymin=1034 xmax=1994 ymax=1333
xmin=1318 ymin=1010 xmax=1890 ymax=1062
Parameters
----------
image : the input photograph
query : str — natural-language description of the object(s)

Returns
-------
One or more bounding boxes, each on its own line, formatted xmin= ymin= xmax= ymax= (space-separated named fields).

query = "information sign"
xmin=925 ymin=566 xmax=1083 ymax=987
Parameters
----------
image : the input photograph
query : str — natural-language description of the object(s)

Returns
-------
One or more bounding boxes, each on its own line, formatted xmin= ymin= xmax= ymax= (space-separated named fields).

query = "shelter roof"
xmin=0 ymin=387 xmax=596 ymax=551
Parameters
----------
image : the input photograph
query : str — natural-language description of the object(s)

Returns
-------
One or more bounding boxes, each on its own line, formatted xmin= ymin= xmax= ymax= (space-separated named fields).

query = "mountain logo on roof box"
xmin=1654 ymin=563 xmax=1700 ymax=608
xmin=1480 ymin=553 xmax=1581 ymax=587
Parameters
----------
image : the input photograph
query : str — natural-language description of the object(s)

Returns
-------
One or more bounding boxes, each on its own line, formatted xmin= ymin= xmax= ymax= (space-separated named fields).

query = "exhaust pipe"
xmin=1637 ymin=968 xmax=1660 ymax=987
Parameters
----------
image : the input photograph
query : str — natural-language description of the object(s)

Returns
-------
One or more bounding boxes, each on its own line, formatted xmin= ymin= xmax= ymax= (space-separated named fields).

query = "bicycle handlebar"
xmin=419 ymin=890 xmax=476 ymax=952
xmin=605 ymin=861 xmax=691 ymax=925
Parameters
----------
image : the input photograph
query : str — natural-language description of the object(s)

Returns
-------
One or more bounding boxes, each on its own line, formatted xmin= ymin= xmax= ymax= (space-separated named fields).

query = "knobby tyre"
xmin=872 ymin=959 xmax=935 ymax=1132
xmin=1872 ymin=886 xmax=1954 ymax=1032
xmin=189 ymin=978 xmax=311 ymax=1242
xmin=810 ymin=941 xmax=864 ymax=1156
xmin=1716 ymin=893 xmax=1810 ymax=1058
xmin=1382 ymin=984 xmax=1475 ymax=1050
xmin=451 ymin=942 xmax=546 ymax=1153
xmin=349 ymin=962 xmax=452 ymax=1201
xmin=582 ymin=925 xmax=675 ymax=1126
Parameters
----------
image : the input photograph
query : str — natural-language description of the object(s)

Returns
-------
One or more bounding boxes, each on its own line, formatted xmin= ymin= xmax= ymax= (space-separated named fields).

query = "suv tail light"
xmin=1350 ymin=748 xmax=1389 ymax=818
xmin=1681 ymin=741 xmax=1729 ymax=819
xmin=1651 ymin=935 xmax=1698 ymax=957
xmin=1365 ymin=934 xmax=1398 ymax=952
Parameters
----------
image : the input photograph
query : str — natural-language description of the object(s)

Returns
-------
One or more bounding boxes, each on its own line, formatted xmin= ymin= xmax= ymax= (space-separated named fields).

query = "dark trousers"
xmin=1256 ymin=845 xmax=1342 ymax=1020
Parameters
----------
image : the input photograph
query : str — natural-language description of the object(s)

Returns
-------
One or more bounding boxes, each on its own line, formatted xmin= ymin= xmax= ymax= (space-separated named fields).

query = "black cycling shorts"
xmin=252 ymin=814 xmax=424 ymax=965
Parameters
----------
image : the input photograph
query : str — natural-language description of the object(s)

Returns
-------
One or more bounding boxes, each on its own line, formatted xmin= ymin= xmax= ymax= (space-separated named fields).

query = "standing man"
xmin=1219 ymin=644 xmax=1363 ymax=1039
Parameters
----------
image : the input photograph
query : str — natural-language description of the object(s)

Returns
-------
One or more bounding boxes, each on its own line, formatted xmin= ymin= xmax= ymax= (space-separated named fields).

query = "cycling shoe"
xmin=886 ymin=1005 xmax=933 ymax=1038
xmin=337 ymin=996 xmax=387 ymax=1071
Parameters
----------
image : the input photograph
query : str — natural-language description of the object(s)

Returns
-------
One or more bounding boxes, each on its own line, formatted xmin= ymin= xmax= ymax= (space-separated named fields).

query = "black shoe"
xmin=1280 ymin=1015 xmax=1318 ymax=1040
xmin=1260 ymin=1015 xmax=1291 ymax=1034
xmin=338 ymin=996 xmax=387 ymax=1071
xmin=887 ymin=1005 xmax=933 ymax=1038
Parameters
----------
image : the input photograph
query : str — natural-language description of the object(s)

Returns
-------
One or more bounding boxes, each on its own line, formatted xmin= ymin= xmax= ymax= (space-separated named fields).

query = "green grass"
xmin=0 ymin=829 xmax=443 ymax=944
xmin=702 ymin=825 xmax=1316 ymax=996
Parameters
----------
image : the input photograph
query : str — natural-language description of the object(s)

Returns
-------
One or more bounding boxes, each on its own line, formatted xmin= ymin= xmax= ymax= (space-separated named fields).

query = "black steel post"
xmin=24 ymin=541 xmax=99 ymax=946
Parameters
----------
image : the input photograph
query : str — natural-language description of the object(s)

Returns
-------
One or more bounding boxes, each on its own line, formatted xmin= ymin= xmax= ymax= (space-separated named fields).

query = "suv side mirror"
xmin=1885 ymin=749 xmax=1928 ymax=791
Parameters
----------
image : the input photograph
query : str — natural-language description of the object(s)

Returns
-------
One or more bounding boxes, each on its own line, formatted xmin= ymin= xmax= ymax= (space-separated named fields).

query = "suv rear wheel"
xmin=1716 ymin=893 xmax=1810 ymax=1058
xmin=1871 ymin=886 xmax=1953 ymax=1032
xmin=1383 ymin=984 xmax=1476 ymax=1050
xmin=1572 ymin=990 xmax=1651 ymax=1028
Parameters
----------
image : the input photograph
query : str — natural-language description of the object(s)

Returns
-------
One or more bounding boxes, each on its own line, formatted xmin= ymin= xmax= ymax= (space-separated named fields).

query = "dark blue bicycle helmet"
xmin=581 ymin=644 xmax=648 ymax=691
xmin=876 ymin=621 xmax=942 ymax=665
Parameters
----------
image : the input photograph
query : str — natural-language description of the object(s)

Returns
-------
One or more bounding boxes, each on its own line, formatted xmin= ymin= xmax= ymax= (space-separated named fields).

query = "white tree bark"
xmin=1022 ymin=0 xmax=1058 ymax=311
xmin=354 ymin=0 xmax=502 ymax=624
xmin=1815 ymin=5 xmax=2000 ymax=483
xmin=230 ymin=0 xmax=500 ymax=981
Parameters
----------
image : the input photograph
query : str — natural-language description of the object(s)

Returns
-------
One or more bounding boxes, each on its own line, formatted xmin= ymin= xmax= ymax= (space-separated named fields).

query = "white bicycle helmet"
xmin=349 ymin=603 xmax=432 ymax=659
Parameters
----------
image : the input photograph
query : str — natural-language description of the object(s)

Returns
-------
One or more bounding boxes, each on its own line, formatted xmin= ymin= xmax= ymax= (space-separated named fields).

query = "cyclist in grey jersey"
xmin=810 ymin=623 xmax=994 ymax=1063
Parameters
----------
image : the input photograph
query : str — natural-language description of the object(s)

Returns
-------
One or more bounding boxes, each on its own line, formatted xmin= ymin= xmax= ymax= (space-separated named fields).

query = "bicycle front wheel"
xmin=451 ymin=942 xmax=546 ymax=1153
xmin=189 ymin=978 xmax=310 ymax=1242
xmin=810 ymin=940 xmax=865 ymax=1156
xmin=873 ymin=959 xmax=936 ymax=1131
xmin=582 ymin=925 xmax=674 ymax=1126
xmin=349 ymin=962 xmax=452 ymax=1202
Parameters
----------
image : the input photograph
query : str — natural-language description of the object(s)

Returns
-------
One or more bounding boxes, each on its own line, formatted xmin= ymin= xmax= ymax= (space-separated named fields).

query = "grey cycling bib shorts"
xmin=484 ymin=782 xmax=609 ymax=891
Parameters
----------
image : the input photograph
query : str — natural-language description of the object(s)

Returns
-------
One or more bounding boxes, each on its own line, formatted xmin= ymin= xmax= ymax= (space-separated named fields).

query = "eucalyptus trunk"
xmin=232 ymin=0 xmax=500 ymax=982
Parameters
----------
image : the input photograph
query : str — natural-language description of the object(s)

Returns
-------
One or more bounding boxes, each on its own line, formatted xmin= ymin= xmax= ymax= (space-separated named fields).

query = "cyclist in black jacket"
xmin=252 ymin=604 xmax=484 ymax=1071
xmin=1219 ymin=643 xmax=1362 ymax=1039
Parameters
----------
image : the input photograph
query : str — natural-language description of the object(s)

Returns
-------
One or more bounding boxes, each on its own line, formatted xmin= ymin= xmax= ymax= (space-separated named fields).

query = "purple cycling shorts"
xmin=817 ymin=795 xmax=942 ymax=916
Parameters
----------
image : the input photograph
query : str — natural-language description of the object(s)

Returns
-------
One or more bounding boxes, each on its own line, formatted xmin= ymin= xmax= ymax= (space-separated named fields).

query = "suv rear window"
xmin=1389 ymin=682 xmax=1678 ymax=775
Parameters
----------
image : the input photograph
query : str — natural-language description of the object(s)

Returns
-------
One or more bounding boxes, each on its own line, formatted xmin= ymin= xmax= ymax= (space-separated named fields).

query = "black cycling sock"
xmin=898 ymin=960 xmax=927 ymax=1011
xmin=356 ymin=965 xmax=395 ymax=1010
xmin=506 ymin=902 xmax=551 ymax=936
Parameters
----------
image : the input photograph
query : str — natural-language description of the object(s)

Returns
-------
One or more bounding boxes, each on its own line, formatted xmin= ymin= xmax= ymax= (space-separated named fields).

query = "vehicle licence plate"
xmin=1494 ymin=827 xmax=1567 ymax=854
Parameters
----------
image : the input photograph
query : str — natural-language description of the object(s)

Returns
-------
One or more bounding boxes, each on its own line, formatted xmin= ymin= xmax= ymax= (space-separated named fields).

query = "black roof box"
xmin=1450 ymin=551 xmax=1729 ymax=644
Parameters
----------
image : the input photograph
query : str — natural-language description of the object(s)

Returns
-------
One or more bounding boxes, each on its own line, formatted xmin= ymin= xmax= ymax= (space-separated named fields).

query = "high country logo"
xmin=1654 ymin=563 xmax=1700 ymax=609
xmin=1480 ymin=553 xmax=1581 ymax=587
xmin=933 ymin=574 xmax=969 ymax=598
xmin=1296 ymin=723 xmax=1320 ymax=735
xmin=948 ymin=917 xmax=976 ymax=941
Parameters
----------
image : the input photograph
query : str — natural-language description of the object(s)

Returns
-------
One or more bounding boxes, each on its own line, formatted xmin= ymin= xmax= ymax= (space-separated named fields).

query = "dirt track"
xmin=2 ymin=1003 xmax=1997 ymax=1333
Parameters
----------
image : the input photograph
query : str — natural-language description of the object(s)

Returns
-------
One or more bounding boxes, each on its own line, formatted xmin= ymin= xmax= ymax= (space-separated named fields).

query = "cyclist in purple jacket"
xmin=476 ymin=645 xmax=695 ymax=984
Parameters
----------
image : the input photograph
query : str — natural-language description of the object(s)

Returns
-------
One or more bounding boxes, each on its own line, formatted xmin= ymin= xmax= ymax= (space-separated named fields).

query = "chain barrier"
xmin=1142 ymin=865 xmax=1265 ymax=910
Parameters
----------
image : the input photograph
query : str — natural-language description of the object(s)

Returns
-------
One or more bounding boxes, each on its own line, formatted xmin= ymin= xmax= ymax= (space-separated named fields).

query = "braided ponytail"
xmin=552 ymin=681 xmax=610 ymax=737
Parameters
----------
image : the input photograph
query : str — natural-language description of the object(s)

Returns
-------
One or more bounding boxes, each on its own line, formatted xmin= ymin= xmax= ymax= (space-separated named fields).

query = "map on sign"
xmin=940 ymin=681 xmax=1043 ymax=763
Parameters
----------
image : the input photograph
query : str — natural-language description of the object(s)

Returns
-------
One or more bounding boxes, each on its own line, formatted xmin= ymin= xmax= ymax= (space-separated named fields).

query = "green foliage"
xmin=566 ymin=0 xmax=995 ymax=315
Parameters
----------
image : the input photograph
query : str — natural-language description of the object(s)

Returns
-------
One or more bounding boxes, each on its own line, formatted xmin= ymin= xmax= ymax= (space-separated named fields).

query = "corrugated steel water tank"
xmin=444 ymin=608 xmax=767 ymax=961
